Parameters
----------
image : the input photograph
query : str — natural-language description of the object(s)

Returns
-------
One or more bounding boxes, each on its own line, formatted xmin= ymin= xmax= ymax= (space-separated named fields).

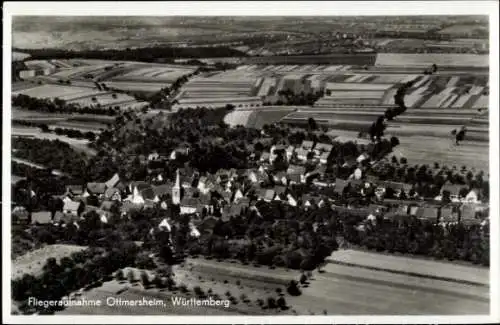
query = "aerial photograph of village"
xmin=7 ymin=10 xmax=492 ymax=319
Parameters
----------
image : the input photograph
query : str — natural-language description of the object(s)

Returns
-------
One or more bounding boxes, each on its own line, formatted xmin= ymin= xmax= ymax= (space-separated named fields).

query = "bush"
xmin=140 ymin=271 xmax=150 ymax=286
xmin=267 ymin=297 xmax=277 ymax=309
xmin=300 ymin=274 xmax=307 ymax=284
xmin=287 ymin=280 xmax=302 ymax=296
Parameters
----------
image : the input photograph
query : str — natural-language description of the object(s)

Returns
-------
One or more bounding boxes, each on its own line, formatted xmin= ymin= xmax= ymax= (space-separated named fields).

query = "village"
xmin=13 ymin=136 xmax=489 ymax=236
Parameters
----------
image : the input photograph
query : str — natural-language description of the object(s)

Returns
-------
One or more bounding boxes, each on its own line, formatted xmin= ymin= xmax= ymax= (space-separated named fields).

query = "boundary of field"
xmin=327 ymin=259 xmax=488 ymax=287
xmin=317 ymin=270 xmax=489 ymax=302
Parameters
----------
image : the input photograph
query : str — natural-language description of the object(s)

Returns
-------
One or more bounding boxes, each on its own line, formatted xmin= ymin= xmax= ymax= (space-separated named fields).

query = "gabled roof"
xmin=381 ymin=181 xmax=413 ymax=192
xmin=104 ymin=187 xmax=121 ymax=199
xmin=287 ymin=165 xmax=306 ymax=175
xmin=87 ymin=182 xmax=107 ymax=194
xmin=153 ymin=184 xmax=172 ymax=197
xmin=31 ymin=211 xmax=52 ymax=224
xmin=315 ymin=143 xmax=333 ymax=153
xmin=63 ymin=200 xmax=81 ymax=212
xmin=222 ymin=204 xmax=245 ymax=219
xmin=288 ymin=173 xmax=302 ymax=183
xmin=264 ymin=189 xmax=276 ymax=201
xmin=181 ymin=197 xmax=200 ymax=208
xmin=274 ymin=186 xmax=286 ymax=196
xmin=417 ymin=207 xmax=439 ymax=220
xmin=301 ymin=140 xmax=315 ymax=150
xmin=105 ymin=173 xmax=121 ymax=189
xmin=66 ymin=185 xmax=84 ymax=195
xmin=441 ymin=184 xmax=467 ymax=196
xmin=130 ymin=181 xmax=150 ymax=192
xmin=460 ymin=204 xmax=476 ymax=220
xmin=140 ymin=187 xmax=156 ymax=201
xmin=334 ymin=178 xmax=349 ymax=194
xmin=100 ymin=200 xmax=115 ymax=211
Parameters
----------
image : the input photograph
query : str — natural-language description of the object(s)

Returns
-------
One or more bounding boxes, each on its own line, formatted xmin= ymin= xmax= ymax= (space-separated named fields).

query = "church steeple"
xmin=172 ymin=169 xmax=181 ymax=204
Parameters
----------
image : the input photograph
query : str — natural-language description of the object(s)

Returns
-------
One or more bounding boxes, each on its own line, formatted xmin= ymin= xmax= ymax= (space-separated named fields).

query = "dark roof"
xmin=100 ymin=200 xmax=115 ymax=211
xmin=418 ymin=207 xmax=439 ymax=220
xmin=87 ymin=182 xmax=107 ymax=194
xmin=67 ymin=185 xmax=84 ymax=195
xmin=274 ymin=186 xmax=286 ymax=196
xmin=440 ymin=207 xmax=457 ymax=222
xmin=334 ymin=178 xmax=349 ymax=194
xmin=287 ymin=165 xmax=306 ymax=175
xmin=140 ymin=187 xmax=156 ymax=200
xmin=288 ymin=173 xmax=301 ymax=183
xmin=441 ymin=184 xmax=467 ymax=196
xmin=153 ymin=184 xmax=172 ymax=197
xmin=381 ymin=181 xmax=413 ymax=192
xmin=460 ymin=204 xmax=476 ymax=220
xmin=222 ymin=204 xmax=245 ymax=219
xmin=181 ymin=197 xmax=200 ymax=208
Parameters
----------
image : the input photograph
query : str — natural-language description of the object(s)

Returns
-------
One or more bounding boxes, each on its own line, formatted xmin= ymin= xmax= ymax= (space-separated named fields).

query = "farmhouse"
xmin=63 ymin=200 xmax=83 ymax=216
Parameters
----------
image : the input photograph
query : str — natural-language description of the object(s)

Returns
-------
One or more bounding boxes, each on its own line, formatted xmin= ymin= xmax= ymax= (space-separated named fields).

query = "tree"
xmin=115 ymin=269 xmax=125 ymax=281
xmin=267 ymin=297 xmax=277 ymax=309
xmin=277 ymin=296 xmax=287 ymax=310
xmin=308 ymin=117 xmax=318 ymax=131
xmin=287 ymin=280 xmax=302 ymax=296
xmin=300 ymin=273 xmax=307 ymax=284
xmin=140 ymin=271 xmax=150 ymax=287
xmin=127 ymin=269 xmax=135 ymax=282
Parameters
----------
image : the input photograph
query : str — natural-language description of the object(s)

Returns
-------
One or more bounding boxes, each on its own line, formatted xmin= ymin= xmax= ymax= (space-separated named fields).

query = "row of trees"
xmin=19 ymin=46 xmax=247 ymax=63
xmin=12 ymin=94 xmax=121 ymax=116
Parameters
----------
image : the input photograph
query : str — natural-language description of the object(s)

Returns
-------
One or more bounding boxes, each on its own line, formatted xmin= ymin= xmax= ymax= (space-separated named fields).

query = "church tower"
xmin=172 ymin=169 xmax=181 ymax=205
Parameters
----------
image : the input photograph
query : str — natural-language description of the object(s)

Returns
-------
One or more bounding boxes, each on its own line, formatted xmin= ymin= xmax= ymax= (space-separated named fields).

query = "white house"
xmin=287 ymin=194 xmax=297 ymax=207
xmin=233 ymin=189 xmax=244 ymax=202
xmin=130 ymin=186 xmax=145 ymax=205
xmin=464 ymin=189 xmax=481 ymax=203
xmin=158 ymin=218 xmax=171 ymax=232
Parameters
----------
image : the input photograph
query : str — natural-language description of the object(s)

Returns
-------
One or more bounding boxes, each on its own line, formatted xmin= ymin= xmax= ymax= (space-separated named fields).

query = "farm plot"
xmin=293 ymin=260 xmax=489 ymax=315
xmin=12 ymin=84 xmax=99 ymax=99
xmin=12 ymin=244 xmax=87 ymax=280
xmin=13 ymin=51 xmax=31 ymax=61
xmin=375 ymin=53 xmax=489 ymax=68
xmin=104 ymin=81 xmax=168 ymax=92
xmin=12 ymin=127 xmax=96 ymax=156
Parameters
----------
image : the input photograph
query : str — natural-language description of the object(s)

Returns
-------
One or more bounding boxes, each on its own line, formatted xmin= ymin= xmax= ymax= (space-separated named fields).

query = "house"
xmin=104 ymin=188 xmax=122 ymax=201
xmin=285 ymin=145 xmax=295 ymax=161
xmin=233 ymin=189 xmax=244 ymax=203
xmin=153 ymin=184 xmax=172 ymax=202
xmin=63 ymin=200 xmax=83 ymax=216
xmin=409 ymin=206 xmax=419 ymax=216
xmin=417 ymin=206 xmax=439 ymax=221
xmin=86 ymin=182 xmax=107 ymax=196
xmin=440 ymin=183 xmax=468 ymax=202
xmin=180 ymin=197 xmax=200 ymax=215
xmin=273 ymin=171 xmax=288 ymax=185
xmin=334 ymin=178 xmax=349 ymax=195
xmin=261 ymin=189 xmax=276 ymax=202
xmin=148 ymin=151 xmax=160 ymax=161
xmin=460 ymin=204 xmax=476 ymax=221
xmin=379 ymin=181 xmax=413 ymax=198
xmin=100 ymin=200 xmax=116 ymax=212
xmin=314 ymin=143 xmax=333 ymax=155
xmin=66 ymin=185 xmax=85 ymax=196
xmin=301 ymin=140 xmax=315 ymax=151
xmin=196 ymin=216 xmax=218 ymax=235
xmin=295 ymin=148 xmax=310 ymax=162
xmin=464 ymin=188 xmax=482 ymax=203
xmin=259 ymin=152 xmax=271 ymax=163
xmin=356 ymin=153 xmax=369 ymax=164
xmin=31 ymin=211 xmax=52 ymax=224
xmin=105 ymin=173 xmax=121 ymax=189
xmin=221 ymin=203 xmax=246 ymax=220
xmin=319 ymin=152 xmax=330 ymax=164
xmin=440 ymin=207 xmax=458 ymax=223
xmin=285 ymin=193 xmax=297 ymax=206
xmin=170 ymin=147 xmax=190 ymax=160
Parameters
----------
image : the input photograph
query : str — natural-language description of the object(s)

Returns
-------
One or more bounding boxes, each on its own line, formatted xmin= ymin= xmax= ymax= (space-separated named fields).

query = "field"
xmin=12 ymin=244 xmax=87 ymax=281
xmin=56 ymin=249 xmax=488 ymax=315
xmin=375 ymin=53 xmax=489 ymax=68
xmin=12 ymin=127 xmax=96 ymax=156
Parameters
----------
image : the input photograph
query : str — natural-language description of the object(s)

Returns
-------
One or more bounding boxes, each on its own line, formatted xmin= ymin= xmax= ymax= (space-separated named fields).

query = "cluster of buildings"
xmin=13 ymin=139 xmax=488 ymax=232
